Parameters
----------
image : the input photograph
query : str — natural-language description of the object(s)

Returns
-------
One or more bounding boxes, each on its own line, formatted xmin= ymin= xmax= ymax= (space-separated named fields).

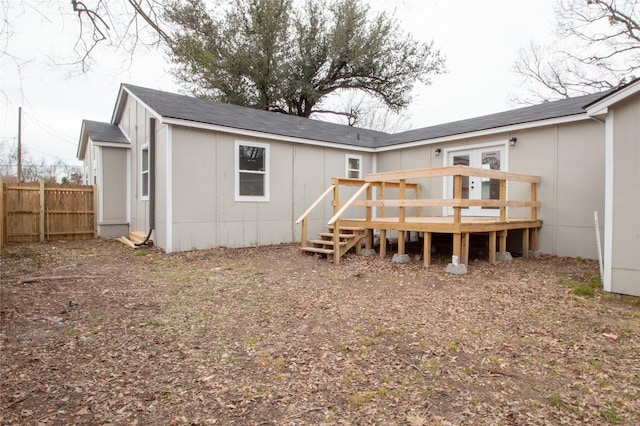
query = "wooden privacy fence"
xmin=0 ymin=180 xmax=95 ymax=247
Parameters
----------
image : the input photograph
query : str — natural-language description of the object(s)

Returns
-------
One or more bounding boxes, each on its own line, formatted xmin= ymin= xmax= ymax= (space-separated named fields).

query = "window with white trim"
xmin=235 ymin=141 xmax=269 ymax=202
xmin=141 ymin=144 xmax=150 ymax=199
xmin=346 ymin=154 xmax=362 ymax=179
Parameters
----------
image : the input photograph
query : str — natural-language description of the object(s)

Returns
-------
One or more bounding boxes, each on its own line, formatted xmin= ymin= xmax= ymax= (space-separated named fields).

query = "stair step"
xmin=317 ymin=232 xmax=362 ymax=239
xmin=309 ymin=239 xmax=347 ymax=247
xmin=300 ymin=246 xmax=334 ymax=255
xmin=327 ymin=226 xmax=365 ymax=232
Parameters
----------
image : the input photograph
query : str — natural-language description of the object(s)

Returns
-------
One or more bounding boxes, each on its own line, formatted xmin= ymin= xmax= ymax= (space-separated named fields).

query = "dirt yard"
xmin=1 ymin=240 xmax=639 ymax=425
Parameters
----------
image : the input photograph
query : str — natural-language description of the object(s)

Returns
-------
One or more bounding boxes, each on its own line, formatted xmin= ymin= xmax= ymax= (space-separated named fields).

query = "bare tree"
xmin=69 ymin=0 xmax=172 ymax=72
xmin=513 ymin=0 xmax=638 ymax=103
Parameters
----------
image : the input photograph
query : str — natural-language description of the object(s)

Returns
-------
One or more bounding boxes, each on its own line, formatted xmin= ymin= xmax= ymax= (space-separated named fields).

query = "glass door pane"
xmin=480 ymin=150 xmax=501 ymax=209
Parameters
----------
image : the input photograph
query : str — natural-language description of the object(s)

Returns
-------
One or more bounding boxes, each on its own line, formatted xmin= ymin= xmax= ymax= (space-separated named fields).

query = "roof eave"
xmin=375 ymin=113 xmax=590 ymax=151
xmin=162 ymin=117 xmax=376 ymax=152
xmin=586 ymin=78 xmax=640 ymax=117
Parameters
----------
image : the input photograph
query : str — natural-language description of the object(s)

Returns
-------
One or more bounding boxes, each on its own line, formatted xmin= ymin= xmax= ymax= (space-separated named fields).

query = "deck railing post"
xmin=531 ymin=182 xmax=538 ymax=220
xmin=365 ymin=184 xmax=373 ymax=251
xmin=499 ymin=179 xmax=507 ymax=222
xmin=332 ymin=178 xmax=340 ymax=216
xmin=380 ymin=182 xmax=386 ymax=218
xmin=399 ymin=179 xmax=406 ymax=223
xmin=453 ymin=174 xmax=462 ymax=225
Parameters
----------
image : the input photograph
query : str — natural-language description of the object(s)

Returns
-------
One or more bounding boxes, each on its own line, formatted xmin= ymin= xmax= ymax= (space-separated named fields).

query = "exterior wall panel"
xmin=610 ymin=96 xmax=640 ymax=296
xmin=99 ymin=146 xmax=128 ymax=237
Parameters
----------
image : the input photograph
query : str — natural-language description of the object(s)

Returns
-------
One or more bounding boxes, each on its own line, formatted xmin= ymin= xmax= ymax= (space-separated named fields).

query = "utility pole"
xmin=17 ymin=106 xmax=23 ymax=182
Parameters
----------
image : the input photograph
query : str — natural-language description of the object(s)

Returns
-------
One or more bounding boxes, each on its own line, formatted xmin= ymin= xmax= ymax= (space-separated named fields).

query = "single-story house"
xmin=77 ymin=80 xmax=639 ymax=296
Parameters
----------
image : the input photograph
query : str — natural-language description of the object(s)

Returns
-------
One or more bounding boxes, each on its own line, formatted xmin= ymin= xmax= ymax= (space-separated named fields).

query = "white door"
xmin=446 ymin=145 xmax=506 ymax=217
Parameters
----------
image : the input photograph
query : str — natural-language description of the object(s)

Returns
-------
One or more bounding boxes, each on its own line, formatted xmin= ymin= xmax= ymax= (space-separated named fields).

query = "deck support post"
xmin=488 ymin=231 xmax=497 ymax=264
xmin=365 ymin=229 xmax=374 ymax=251
xmin=301 ymin=217 xmax=308 ymax=248
xmin=333 ymin=220 xmax=341 ymax=264
xmin=461 ymin=233 xmax=470 ymax=266
xmin=423 ymin=232 xmax=432 ymax=267
xmin=496 ymin=230 xmax=512 ymax=261
xmin=379 ymin=229 xmax=387 ymax=258
xmin=499 ymin=230 xmax=507 ymax=252
xmin=522 ymin=228 xmax=530 ymax=258
xmin=452 ymin=233 xmax=461 ymax=262
xmin=531 ymin=228 xmax=539 ymax=252
xmin=393 ymin=230 xmax=410 ymax=263
xmin=447 ymin=232 xmax=468 ymax=274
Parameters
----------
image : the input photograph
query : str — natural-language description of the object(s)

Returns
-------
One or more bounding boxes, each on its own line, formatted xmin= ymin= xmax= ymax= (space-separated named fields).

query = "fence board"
xmin=1 ymin=180 xmax=95 ymax=246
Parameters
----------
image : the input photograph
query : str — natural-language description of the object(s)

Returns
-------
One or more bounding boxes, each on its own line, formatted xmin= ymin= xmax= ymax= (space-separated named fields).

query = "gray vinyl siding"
xmin=167 ymin=126 xmax=373 ymax=252
xmin=610 ymin=96 xmax=640 ymax=296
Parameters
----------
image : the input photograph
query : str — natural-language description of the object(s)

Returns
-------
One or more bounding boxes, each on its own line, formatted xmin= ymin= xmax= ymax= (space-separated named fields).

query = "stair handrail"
xmin=328 ymin=182 xmax=370 ymax=225
xmin=296 ymin=184 xmax=336 ymax=248
xmin=295 ymin=184 xmax=336 ymax=224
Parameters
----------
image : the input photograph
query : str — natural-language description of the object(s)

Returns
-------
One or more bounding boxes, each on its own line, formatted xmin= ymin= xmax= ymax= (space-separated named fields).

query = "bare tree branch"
xmin=513 ymin=0 xmax=638 ymax=103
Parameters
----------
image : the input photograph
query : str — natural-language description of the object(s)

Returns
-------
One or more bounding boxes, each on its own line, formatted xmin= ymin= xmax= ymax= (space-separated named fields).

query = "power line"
xmin=23 ymin=110 xmax=77 ymax=146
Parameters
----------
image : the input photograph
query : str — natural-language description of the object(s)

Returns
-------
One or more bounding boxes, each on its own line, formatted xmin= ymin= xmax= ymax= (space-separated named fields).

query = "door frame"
xmin=442 ymin=140 xmax=510 ymax=217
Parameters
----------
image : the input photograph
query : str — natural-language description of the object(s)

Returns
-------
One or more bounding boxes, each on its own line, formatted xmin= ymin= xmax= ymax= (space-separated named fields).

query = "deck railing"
xmin=295 ymin=177 xmax=419 ymax=251
xmin=362 ymin=165 xmax=541 ymax=224
xmin=297 ymin=166 xmax=541 ymax=265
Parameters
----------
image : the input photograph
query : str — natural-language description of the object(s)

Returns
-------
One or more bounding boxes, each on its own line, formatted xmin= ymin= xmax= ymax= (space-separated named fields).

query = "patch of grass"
xmin=442 ymin=341 xmax=460 ymax=352
xmin=134 ymin=249 xmax=150 ymax=256
xmin=358 ymin=336 xmax=379 ymax=347
xmin=547 ymin=393 xmax=564 ymax=408
xmin=600 ymin=408 xmax=623 ymax=424
xmin=348 ymin=391 xmax=376 ymax=408
xmin=60 ymin=328 xmax=79 ymax=339
xmin=246 ymin=337 xmax=259 ymax=348
xmin=467 ymin=327 xmax=481 ymax=335
xmin=564 ymin=275 xmax=601 ymax=297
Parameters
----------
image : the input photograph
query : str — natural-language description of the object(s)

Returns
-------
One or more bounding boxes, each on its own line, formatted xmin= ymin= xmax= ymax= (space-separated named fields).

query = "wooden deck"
xmin=297 ymin=166 xmax=543 ymax=269
xmin=339 ymin=216 xmax=542 ymax=267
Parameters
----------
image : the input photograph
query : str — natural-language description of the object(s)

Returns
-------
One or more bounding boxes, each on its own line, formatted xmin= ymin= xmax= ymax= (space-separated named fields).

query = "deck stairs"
xmin=300 ymin=226 xmax=365 ymax=262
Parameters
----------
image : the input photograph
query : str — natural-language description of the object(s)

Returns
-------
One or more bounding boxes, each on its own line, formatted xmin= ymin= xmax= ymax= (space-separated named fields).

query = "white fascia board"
xmin=587 ymin=80 xmax=640 ymax=117
xmin=112 ymin=86 xmax=163 ymax=124
xmin=161 ymin=117 xmax=374 ymax=152
xmin=77 ymin=122 xmax=88 ymax=159
xmin=375 ymin=114 xmax=590 ymax=152
xmin=92 ymin=141 xmax=132 ymax=149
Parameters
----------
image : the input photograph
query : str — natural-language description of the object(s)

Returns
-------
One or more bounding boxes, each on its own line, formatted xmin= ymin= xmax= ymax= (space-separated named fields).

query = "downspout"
xmin=136 ymin=117 xmax=155 ymax=246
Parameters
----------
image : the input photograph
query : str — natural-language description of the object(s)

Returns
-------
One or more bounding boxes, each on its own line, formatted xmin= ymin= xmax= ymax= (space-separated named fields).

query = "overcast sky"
xmin=0 ymin=0 xmax=557 ymax=168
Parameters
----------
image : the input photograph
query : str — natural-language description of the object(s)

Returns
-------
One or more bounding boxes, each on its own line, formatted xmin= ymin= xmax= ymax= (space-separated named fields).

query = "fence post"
xmin=40 ymin=178 xmax=45 ymax=242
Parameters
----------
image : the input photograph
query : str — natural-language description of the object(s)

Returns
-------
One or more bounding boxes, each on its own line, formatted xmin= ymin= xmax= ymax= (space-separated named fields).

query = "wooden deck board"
xmin=333 ymin=216 xmax=542 ymax=267
xmin=338 ymin=216 xmax=542 ymax=233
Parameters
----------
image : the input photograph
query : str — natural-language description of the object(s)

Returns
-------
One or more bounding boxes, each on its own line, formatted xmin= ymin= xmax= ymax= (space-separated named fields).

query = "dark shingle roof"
xmin=122 ymin=84 xmax=387 ymax=148
xmin=120 ymin=84 xmax=612 ymax=148
xmin=83 ymin=120 xmax=129 ymax=144
xmin=378 ymin=91 xmax=612 ymax=146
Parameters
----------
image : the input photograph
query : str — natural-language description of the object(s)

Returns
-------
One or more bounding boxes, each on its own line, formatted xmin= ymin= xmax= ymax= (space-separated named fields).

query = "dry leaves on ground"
xmin=1 ymin=240 xmax=639 ymax=425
